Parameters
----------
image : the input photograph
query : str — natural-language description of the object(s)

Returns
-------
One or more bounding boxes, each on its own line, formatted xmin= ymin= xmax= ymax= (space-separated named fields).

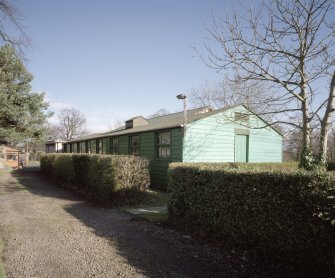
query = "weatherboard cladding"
xmin=183 ymin=105 xmax=282 ymax=163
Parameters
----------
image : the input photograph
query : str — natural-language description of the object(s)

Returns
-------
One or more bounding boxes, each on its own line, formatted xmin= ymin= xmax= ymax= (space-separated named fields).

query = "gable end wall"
xmin=183 ymin=106 xmax=282 ymax=162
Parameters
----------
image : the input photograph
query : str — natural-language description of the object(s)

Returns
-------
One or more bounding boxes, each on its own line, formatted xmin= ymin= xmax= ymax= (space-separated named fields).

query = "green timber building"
xmin=60 ymin=105 xmax=283 ymax=189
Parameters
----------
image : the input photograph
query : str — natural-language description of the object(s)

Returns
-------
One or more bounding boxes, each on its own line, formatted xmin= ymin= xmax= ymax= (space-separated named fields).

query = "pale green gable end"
xmin=183 ymin=105 xmax=282 ymax=163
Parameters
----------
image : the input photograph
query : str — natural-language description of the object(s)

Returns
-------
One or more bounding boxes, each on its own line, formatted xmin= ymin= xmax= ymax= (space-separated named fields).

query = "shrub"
xmin=71 ymin=154 xmax=91 ymax=189
xmin=40 ymin=154 xmax=56 ymax=176
xmin=327 ymin=162 xmax=335 ymax=171
xmin=40 ymin=154 xmax=150 ymax=205
xmin=169 ymin=161 xmax=299 ymax=172
xmin=168 ymin=164 xmax=335 ymax=274
xmin=53 ymin=154 xmax=74 ymax=185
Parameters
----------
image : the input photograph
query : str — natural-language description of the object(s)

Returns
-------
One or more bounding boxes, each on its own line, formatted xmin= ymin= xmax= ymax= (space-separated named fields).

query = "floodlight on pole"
xmin=176 ymin=94 xmax=187 ymax=133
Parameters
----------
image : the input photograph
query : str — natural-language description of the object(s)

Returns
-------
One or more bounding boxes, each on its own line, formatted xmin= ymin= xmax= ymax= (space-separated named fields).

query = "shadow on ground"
xmin=10 ymin=166 xmax=244 ymax=278
xmin=10 ymin=167 xmax=82 ymax=201
xmin=9 ymin=166 xmax=309 ymax=278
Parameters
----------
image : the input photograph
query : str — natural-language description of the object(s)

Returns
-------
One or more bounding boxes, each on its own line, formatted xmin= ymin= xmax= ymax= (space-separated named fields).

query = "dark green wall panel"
xmin=60 ymin=127 xmax=184 ymax=190
xmin=118 ymin=135 xmax=129 ymax=154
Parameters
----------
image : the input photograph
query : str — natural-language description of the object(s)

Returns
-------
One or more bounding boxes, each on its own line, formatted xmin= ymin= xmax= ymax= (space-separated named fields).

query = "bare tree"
xmin=0 ymin=0 xmax=29 ymax=55
xmin=201 ymin=0 xmax=335 ymax=168
xmin=189 ymin=76 xmax=278 ymax=122
xmin=147 ymin=108 xmax=170 ymax=119
xmin=45 ymin=123 xmax=63 ymax=141
xmin=107 ymin=118 xmax=123 ymax=131
xmin=57 ymin=108 xmax=87 ymax=141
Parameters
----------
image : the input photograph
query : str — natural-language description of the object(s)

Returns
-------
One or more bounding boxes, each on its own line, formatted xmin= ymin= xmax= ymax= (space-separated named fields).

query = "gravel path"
xmin=0 ymin=167 xmax=249 ymax=278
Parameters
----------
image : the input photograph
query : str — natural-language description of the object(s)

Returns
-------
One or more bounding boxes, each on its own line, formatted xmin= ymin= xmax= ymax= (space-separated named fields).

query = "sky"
xmin=16 ymin=0 xmax=227 ymax=132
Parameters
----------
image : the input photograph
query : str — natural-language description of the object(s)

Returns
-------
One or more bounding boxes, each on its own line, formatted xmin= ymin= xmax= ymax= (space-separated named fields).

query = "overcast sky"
xmin=17 ymin=0 xmax=230 ymax=132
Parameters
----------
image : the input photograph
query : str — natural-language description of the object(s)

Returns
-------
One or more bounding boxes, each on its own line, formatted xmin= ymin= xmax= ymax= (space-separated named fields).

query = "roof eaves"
xmin=103 ymin=123 xmax=183 ymax=137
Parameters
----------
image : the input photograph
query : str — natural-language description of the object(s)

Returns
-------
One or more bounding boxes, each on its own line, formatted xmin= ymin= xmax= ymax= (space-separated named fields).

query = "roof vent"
xmin=125 ymin=116 xmax=149 ymax=129
xmin=125 ymin=120 xmax=133 ymax=129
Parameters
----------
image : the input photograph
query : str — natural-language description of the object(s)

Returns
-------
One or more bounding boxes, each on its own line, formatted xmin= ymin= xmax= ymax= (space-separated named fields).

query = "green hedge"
xmin=327 ymin=162 xmax=335 ymax=171
xmin=169 ymin=161 xmax=299 ymax=171
xmin=168 ymin=164 xmax=335 ymax=273
xmin=40 ymin=154 xmax=150 ymax=204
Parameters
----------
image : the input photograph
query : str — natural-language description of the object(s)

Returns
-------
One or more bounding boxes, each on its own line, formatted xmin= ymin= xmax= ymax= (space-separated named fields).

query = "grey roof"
xmin=67 ymin=106 xmax=234 ymax=143
xmin=104 ymin=107 xmax=224 ymax=137
xmin=45 ymin=140 xmax=66 ymax=144
xmin=69 ymin=133 xmax=105 ymax=142
xmin=65 ymin=104 xmax=282 ymax=143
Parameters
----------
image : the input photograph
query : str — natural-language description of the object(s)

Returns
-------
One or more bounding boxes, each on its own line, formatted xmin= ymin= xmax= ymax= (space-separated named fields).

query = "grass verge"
xmin=137 ymin=211 xmax=169 ymax=223
xmin=0 ymin=170 xmax=6 ymax=277
xmin=121 ymin=189 xmax=171 ymax=223
xmin=0 ymin=236 xmax=6 ymax=278
xmin=121 ymin=189 xmax=171 ymax=209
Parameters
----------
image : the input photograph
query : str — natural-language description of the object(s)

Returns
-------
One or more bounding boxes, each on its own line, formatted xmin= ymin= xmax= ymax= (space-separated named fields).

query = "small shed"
xmin=1 ymin=146 xmax=21 ymax=168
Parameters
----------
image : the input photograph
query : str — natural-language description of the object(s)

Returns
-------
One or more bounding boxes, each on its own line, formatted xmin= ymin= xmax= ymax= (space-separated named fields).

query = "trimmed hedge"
xmin=327 ymin=162 xmax=335 ymax=171
xmin=40 ymin=154 xmax=150 ymax=204
xmin=168 ymin=164 xmax=335 ymax=273
xmin=169 ymin=161 xmax=299 ymax=171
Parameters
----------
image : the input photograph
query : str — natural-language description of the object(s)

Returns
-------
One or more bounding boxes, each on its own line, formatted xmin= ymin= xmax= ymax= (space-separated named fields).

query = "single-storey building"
xmin=60 ymin=105 xmax=283 ymax=189
xmin=45 ymin=140 xmax=65 ymax=153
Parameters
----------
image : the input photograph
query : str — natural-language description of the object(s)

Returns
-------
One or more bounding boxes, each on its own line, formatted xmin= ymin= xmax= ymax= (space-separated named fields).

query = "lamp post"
xmin=176 ymin=94 xmax=187 ymax=133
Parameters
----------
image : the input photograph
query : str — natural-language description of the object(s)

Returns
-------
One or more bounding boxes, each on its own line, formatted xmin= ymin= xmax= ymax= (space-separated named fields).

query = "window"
xmin=102 ymin=138 xmax=109 ymax=154
xmin=73 ymin=143 xmax=78 ymax=153
xmin=80 ymin=141 xmax=86 ymax=153
xmin=156 ymin=131 xmax=171 ymax=159
xmin=235 ymin=112 xmax=249 ymax=123
xmin=7 ymin=155 xmax=17 ymax=161
xmin=86 ymin=141 xmax=90 ymax=153
xmin=110 ymin=137 xmax=119 ymax=154
xmin=90 ymin=140 xmax=96 ymax=154
xmin=96 ymin=139 xmax=103 ymax=154
xmin=129 ymin=136 xmax=140 ymax=155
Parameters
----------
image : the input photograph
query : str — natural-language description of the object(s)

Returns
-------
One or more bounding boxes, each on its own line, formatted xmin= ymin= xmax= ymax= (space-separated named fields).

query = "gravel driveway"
xmin=0 ymin=167 xmax=252 ymax=278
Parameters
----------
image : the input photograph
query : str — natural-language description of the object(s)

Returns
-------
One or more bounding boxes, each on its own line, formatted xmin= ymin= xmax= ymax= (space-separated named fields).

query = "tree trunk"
xmin=299 ymin=72 xmax=313 ymax=169
xmin=319 ymin=71 xmax=335 ymax=166
xmin=300 ymin=99 xmax=313 ymax=168
xmin=299 ymin=59 xmax=314 ymax=169
xmin=302 ymin=101 xmax=311 ymax=149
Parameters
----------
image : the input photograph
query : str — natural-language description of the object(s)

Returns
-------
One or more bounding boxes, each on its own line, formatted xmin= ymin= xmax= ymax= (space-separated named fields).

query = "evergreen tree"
xmin=0 ymin=44 xmax=50 ymax=145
